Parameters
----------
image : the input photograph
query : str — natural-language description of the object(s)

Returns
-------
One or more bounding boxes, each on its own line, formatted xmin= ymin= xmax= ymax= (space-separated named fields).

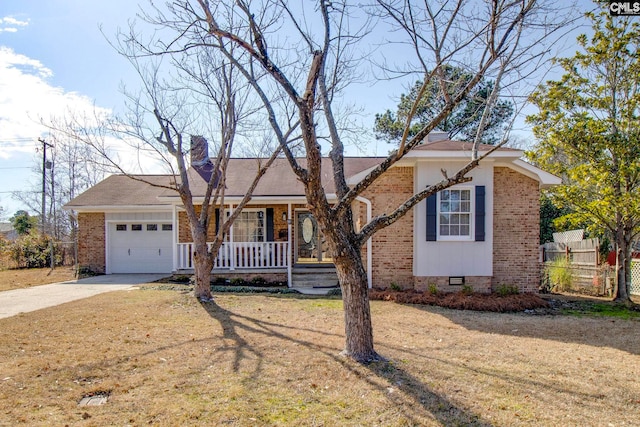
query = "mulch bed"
xmin=369 ymin=289 xmax=550 ymax=312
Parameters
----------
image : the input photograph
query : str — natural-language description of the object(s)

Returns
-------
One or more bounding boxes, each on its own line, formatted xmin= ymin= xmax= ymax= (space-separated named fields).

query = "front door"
xmin=295 ymin=212 xmax=332 ymax=264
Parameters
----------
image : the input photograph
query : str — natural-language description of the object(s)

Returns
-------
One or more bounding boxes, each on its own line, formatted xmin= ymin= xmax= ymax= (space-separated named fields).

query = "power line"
xmin=0 ymin=191 xmax=40 ymax=194
xmin=0 ymin=137 xmax=39 ymax=142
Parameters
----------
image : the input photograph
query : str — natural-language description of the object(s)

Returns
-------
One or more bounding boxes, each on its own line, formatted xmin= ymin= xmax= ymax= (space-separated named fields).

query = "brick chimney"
xmin=425 ymin=131 xmax=450 ymax=143
xmin=190 ymin=135 xmax=210 ymax=166
xmin=190 ymin=135 xmax=217 ymax=183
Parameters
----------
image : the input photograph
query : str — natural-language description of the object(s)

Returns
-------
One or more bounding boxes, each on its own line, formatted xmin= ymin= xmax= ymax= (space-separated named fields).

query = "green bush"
xmin=461 ymin=284 xmax=474 ymax=295
xmin=211 ymin=277 xmax=228 ymax=286
xmin=496 ymin=284 xmax=519 ymax=296
xmin=250 ymin=276 xmax=267 ymax=286
xmin=327 ymin=287 xmax=342 ymax=297
xmin=389 ymin=282 xmax=401 ymax=291
xmin=428 ymin=283 xmax=439 ymax=295
xmin=230 ymin=277 xmax=246 ymax=286
xmin=9 ymin=232 xmax=60 ymax=268
xmin=547 ymin=258 xmax=574 ymax=292
xmin=209 ymin=285 xmax=299 ymax=294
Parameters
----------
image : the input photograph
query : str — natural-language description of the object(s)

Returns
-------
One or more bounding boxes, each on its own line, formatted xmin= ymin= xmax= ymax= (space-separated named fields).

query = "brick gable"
xmin=363 ymin=166 xmax=414 ymax=289
xmin=492 ymin=167 xmax=540 ymax=292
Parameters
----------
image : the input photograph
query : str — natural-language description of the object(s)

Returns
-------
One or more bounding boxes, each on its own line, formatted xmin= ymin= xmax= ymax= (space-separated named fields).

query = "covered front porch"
xmin=171 ymin=201 xmax=360 ymax=290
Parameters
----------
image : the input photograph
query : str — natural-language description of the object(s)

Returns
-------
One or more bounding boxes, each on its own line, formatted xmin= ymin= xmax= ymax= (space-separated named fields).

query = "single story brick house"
xmin=64 ymin=133 xmax=560 ymax=293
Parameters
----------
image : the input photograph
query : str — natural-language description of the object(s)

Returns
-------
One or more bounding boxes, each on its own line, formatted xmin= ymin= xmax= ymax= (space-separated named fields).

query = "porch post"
xmin=287 ymin=202 xmax=292 ymax=287
xmin=229 ymin=204 xmax=235 ymax=271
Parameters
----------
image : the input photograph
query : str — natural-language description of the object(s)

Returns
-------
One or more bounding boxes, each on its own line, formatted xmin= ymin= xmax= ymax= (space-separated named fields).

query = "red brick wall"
xmin=492 ymin=167 xmax=541 ymax=292
xmin=363 ymin=166 xmax=414 ymax=289
xmin=78 ymin=212 xmax=105 ymax=274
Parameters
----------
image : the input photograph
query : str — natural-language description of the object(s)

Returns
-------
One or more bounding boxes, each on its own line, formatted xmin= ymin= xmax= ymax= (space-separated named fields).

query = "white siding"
xmin=413 ymin=160 xmax=494 ymax=277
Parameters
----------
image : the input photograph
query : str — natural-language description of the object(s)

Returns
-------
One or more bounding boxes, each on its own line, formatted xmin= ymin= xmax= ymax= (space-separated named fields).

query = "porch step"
xmin=291 ymin=267 xmax=339 ymax=290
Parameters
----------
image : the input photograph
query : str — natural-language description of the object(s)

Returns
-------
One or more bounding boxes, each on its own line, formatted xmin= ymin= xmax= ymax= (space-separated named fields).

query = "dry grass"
xmin=0 ymin=289 xmax=639 ymax=426
xmin=0 ymin=267 xmax=76 ymax=292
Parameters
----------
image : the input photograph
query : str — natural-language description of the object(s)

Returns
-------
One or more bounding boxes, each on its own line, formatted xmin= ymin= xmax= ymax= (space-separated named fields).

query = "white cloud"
xmin=0 ymin=16 xmax=29 ymax=33
xmin=0 ymin=47 xmax=175 ymax=175
xmin=0 ymin=46 xmax=108 ymax=158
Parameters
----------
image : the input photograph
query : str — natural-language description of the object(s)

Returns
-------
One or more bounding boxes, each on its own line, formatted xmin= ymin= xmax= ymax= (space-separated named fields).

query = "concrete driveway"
xmin=0 ymin=274 xmax=169 ymax=319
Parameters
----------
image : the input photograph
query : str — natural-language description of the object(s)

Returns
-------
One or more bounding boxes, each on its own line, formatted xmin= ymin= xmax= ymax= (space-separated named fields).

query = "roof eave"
xmin=404 ymin=149 xmax=523 ymax=159
xmin=63 ymin=204 xmax=174 ymax=212
xmin=509 ymin=159 xmax=562 ymax=188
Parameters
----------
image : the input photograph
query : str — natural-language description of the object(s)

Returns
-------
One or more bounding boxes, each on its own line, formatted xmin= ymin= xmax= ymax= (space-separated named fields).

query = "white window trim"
xmin=227 ymin=208 xmax=266 ymax=242
xmin=437 ymin=186 xmax=474 ymax=241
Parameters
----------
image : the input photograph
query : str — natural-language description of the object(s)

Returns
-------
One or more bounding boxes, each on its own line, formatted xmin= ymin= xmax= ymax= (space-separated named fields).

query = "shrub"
xmin=210 ymin=277 xmax=228 ymax=286
xmin=250 ymin=276 xmax=267 ymax=286
xmin=389 ymin=282 xmax=401 ymax=291
xmin=209 ymin=285 xmax=299 ymax=294
xmin=77 ymin=266 xmax=100 ymax=278
xmin=327 ymin=287 xmax=342 ymax=297
xmin=547 ymin=258 xmax=574 ymax=292
xmin=9 ymin=232 xmax=61 ymax=268
xmin=428 ymin=283 xmax=439 ymax=295
xmin=230 ymin=277 xmax=246 ymax=286
xmin=496 ymin=284 xmax=519 ymax=296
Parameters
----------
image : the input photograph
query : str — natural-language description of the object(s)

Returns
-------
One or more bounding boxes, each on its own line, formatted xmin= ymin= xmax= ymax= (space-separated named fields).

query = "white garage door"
xmin=108 ymin=222 xmax=173 ymax=273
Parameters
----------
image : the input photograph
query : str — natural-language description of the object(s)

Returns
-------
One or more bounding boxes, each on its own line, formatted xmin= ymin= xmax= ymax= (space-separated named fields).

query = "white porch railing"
xmin=177 ymin=241 xmax=289 ymax=270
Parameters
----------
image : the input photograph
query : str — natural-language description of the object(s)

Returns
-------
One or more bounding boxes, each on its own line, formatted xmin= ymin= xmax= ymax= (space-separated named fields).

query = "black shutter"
xmin=426 ymin=193 xmax=437 ymax=241
xmin=215 ymin=208 xmax=220 ymax=234
xmin=475 ymin=186 xmax=485 ymax=242
xmin=266 ymin=208 xmax=274 ymax=241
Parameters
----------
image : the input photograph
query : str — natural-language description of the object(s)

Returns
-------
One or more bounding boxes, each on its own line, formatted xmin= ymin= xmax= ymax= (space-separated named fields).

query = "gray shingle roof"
xmin=64 ymin=141 xmax=523 ymax=209
xmin=411 ymin=139 xmax=520 ymax=152
xmin=65 ymin=157 xmax=384 ymax=208
xmin=64 ymin=175 xmax=175 ymax=208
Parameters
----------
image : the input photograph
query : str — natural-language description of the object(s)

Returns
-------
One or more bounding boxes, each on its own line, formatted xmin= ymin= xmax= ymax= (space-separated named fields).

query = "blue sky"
xmin=0 ymin=0 xmax=149 ymax=217
xmin=0 ymin=0 xmax=591 ymax=219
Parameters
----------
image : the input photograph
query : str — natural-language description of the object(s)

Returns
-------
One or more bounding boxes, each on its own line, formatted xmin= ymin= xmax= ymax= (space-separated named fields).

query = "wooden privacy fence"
xmin=543 ymin=238 xmax=600 ymax=265
xmin=541 ymin=238 xmax=614 ymax=296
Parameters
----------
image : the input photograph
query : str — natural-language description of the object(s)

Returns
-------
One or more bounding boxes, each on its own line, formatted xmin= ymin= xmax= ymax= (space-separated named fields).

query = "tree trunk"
xmin=193 ymin=236 xmax=214 ymax=301
xmin=332 ymin=244 xmax=380 ymax=363
xmin=614 ymin=229 xmax=632 ymax=304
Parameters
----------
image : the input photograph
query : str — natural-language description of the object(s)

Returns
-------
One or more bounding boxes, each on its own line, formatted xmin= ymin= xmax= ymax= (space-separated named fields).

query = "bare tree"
xmin=11 ymin=132 xmax=106 ymax=242
xmin=51 ymin=26 xmax=288 ymax=300
xmin=99 ymin=0 xmax=571 ymax=362
xmin=167 ymin=0 xmax=570 ymax=362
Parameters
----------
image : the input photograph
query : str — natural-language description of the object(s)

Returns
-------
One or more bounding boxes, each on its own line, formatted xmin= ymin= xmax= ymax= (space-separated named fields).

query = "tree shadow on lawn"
xmin=400 ymin=303 xmax=640 ymax=356
xmin=199 ymin=300 xmax=494 ymax=426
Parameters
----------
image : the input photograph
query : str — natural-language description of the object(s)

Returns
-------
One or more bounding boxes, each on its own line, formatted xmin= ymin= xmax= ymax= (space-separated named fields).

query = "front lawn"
xmin=0 ymin=289 xmax=638 ymax=426
xmin=0 ymin=266 xmax=76 ymax=292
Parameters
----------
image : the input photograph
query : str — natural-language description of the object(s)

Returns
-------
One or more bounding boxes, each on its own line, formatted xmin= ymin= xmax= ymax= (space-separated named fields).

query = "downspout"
xmin=356 ymin=196 xmax=373 ymax=289
xmin=287 ymin=203 xmax=292 ymax=288
xmin=172 ymin=204 xmax=178 ymax=272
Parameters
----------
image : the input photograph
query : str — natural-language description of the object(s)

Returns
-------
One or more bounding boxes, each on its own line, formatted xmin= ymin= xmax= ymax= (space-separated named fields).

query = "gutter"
xmin=356 ymin=196 xmax=373 ymax=289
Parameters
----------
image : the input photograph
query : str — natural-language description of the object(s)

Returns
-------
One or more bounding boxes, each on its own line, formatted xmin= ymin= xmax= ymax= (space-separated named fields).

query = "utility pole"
xmin=38 ymin=137 xmax=53 ymax=233
xmin=38 ymin=137 xmax=55 ymax=269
